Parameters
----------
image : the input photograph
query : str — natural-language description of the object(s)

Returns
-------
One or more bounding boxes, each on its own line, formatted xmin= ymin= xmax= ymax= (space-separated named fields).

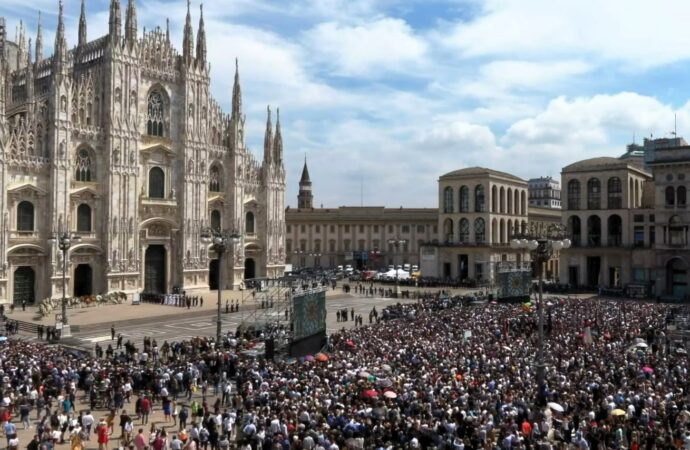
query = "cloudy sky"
xmin=3 ymin=0 xmax=690 ymax=208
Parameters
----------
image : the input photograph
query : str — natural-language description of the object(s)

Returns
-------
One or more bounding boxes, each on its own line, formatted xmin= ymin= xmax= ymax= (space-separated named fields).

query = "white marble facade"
xmin=0 ymin=1 xmax=286 ymax=304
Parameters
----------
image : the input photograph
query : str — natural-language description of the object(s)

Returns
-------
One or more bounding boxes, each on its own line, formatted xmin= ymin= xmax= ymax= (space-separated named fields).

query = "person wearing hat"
xmin=96 ymin=418 xmax=108 ymax=450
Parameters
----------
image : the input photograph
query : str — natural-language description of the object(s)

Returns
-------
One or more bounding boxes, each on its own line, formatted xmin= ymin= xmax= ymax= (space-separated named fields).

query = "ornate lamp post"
xmin=387 ymin=237 xmax=407 ymax=298
xmin=48 ymin=232 xmax=81 ymax=338
xmin=510 ymin=224 xmax=570 ymax=393
xmin=201 ymin=228 xmax=241 ymax=344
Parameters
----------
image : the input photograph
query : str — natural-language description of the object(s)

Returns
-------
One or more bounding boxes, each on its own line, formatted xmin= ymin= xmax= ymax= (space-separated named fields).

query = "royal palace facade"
xmin=0 ymin=2 xmax=286 ymax=305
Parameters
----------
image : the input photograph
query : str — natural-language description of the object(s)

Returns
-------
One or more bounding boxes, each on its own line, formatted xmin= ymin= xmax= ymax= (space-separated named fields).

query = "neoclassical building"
xmin=559 ymin=137 xmax=689 ymax=299
xmin=420 ymin=167 xmax=532 ymax=282
xmin=285 ymin=160 xmax=438 ymax=270
xmin=0 ymin=1 xmax=286 ymax=305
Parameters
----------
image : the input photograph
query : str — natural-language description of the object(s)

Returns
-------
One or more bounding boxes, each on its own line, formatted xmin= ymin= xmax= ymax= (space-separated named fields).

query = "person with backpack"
xmin=178 ymin=406 xmax=188 ymax=432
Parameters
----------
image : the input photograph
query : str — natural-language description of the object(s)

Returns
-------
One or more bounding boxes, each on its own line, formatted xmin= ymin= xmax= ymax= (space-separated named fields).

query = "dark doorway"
xmin=74 ymin=264 xmax=93 ymax=297
xmin=568 ymin=266 xmax=579 ymax=286
xmin=608 ymin=266 xmax=620 ymax=287
xmin=458 ymin=254 xmax=468 ymax=280
xmin=13 ymin=266 xmax=35 ymax=305
xmin=209 ymin=259 xmax=219 ymax=290
xmin=443 ymin=262 xmax=451 ymax=278
xmin=586 ymin=256 xmax=601 ymax=287
xmin=244 ymin=258 xmax=256 ymax=280
xmin=145 ymin=245 xmax=166 ymax=293
xmin=667 ymin=258 xmax=688 ymax=299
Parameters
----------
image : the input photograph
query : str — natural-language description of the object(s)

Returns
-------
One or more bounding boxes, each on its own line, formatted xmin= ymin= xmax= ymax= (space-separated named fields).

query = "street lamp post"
xmin=387 ymin=237 xmax=407 ymax=298
xmin=201 ymin=228 xmax=241 ymax=344
xmin=510 ymin=224 xmax=570 ymax=396
xmin=48 ymin=232 xmax=81 ymax=338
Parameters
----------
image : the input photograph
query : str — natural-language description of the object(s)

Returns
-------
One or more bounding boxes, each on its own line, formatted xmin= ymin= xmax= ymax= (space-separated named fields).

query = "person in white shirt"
xmin=81 ymin=411 xmax=95 ymax=440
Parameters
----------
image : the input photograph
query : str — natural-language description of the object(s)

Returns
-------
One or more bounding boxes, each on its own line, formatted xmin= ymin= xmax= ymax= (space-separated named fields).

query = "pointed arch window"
xmin=211 ymin=209 xmax=221 ymax=231
xmin=146 ymin=91 xmax=165 ymax=137
xmin=75 ymin=148 xmax=93 ymax=181
xmin=17 ymin=201 xmax=34 ymax=231
xmin=209 ymin=165 xmax=221 ymax=192
xmin=245 ymin=211 xmax=255 ymax=234
xmin=77 ymin=204 xmax=92 ymax=232
xmin=148 ymin=167 xmax=165 ymax=199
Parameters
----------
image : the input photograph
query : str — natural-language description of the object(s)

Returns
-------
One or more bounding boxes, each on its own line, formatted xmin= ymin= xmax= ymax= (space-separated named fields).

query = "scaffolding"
xmin=239 ymin=276 xmax=329 ymax=352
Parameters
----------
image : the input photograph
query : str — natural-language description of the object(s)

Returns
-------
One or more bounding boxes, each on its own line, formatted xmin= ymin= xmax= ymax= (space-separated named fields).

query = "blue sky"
xmin=4 ymin=0 xmax=690 ymax=207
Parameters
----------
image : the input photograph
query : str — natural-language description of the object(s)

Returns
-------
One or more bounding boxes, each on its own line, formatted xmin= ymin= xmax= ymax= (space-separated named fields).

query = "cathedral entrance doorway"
xmin=244 ymin=258 xmax=256 ymax=280
xmin=145 ymin=245 xmax=166 ymax=294
xmin=13 ymin=266 xmax=35 ymax=305
xmin=73 ymin=264 xmax=93 ymax=297
xmin=209 ymin=259 xmax=219 ymax=290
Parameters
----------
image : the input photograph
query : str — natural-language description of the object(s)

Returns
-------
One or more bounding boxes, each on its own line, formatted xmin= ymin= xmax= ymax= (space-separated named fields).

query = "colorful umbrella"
xmin=611 ymin=409 xmax=626 ymax=417
xmin=383 ymin=391 xmax=397 ymax=399
xmin=642 ymin=366 xmax=653 ymax=374
xmin=362 ymin=389 xmax=378 ymax=399
xmin=304 ymin=355 xmax=315 ymax=362
xmin=315 ymin=353 xmax=329 ymax=362
xmin=345 ymin=339 xmax=355 ymax=348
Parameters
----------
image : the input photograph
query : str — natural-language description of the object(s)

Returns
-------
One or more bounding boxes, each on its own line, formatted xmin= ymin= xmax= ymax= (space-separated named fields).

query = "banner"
xmin=498 ymin=270 xmax=533 ymax=299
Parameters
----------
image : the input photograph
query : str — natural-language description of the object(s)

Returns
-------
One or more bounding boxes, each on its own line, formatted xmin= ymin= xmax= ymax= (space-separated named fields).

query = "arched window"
xmin=669 ymin=215 xmax=684 ymax=246
xmin=521 ymin=191 xmax=526 ymax=215
xmin=459 ymin=218 xmax=470 ymax=243
xmin=491 ymin=186 xmax=497 ymax=213
xmin=507 ymin=188 xmax=513 ymax=215
xmin=499 ymin=187 xmax=505 ymax=213
xmin=77 ymin=204 xmax=92 ymax=232
xmin=443 ymin=187 xmax=454 ymax=213
xmin=211 ymin=209 xmax=221 ymax=231
xmin=514 ymin=189 xmax=520 ymax=215
xmin=148 ymin=167 xmax=165 ymax=198
xmin=678 ymin=186 xmax=687 ymax=206
xmin=17 ymin=201 xmax=34 ymax=231
xmin=443 ymin=218 xmax=454 ymax=243
xmin=607 ymin=214 xmax=622 ymax=246
xmin=567 ymin=180 xmax=581 ymax=210
xmin=459 ymin=186 xmax=469 ymax=212
xmin=475 ymin=185 xmax=485 ymax=212
xmin=587 ymin=178 xmax=601 ymax=209
xmin=75 ymin=148 xmax=93 ymax=181
xmin=666 ymin=186 xmax=675 ymax=206
xmin=568 ymin=216 xmax=581 ymax=246
xmin=607 ymin=177 xmax=622 ymax=209
xmin=474 ymin=218 xmax=486 ymax=243
xmin=146 ymin=91 xmax=165 ymax=137
xmin=209 ymin=165 xmax=222 ymax=192
xmin=587 ymin=215 xmax=601 ymax=246
xmin=245 ymin=211 xmax=255 ymax=234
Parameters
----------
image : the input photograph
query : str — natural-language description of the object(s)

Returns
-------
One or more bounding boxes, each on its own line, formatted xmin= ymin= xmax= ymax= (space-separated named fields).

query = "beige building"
xmin=285 ymin=160 xmax=437 ymax=270
xmin=420 ymin=167 xmax=531 ymax=282
xmin=559 ymin=138 xmax=689 ymax=299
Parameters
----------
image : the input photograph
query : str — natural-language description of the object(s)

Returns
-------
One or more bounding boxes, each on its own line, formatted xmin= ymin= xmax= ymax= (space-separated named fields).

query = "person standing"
xmin=111 ymin=324 xmax=116 ymax=340
xmin=133 ymin=429 xmax=147 ymax=450
xmin=81 ymin=411 xmax=94 ymax=440
xmin=140 ymin=396 xmax=151 ymax=425
xmin=96 ymin=418 xmax=108 ymax=450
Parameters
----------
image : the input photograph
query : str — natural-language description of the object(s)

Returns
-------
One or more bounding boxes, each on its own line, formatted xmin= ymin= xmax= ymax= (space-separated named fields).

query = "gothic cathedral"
xmin=0 ymin=1 xmax=286 ymax=305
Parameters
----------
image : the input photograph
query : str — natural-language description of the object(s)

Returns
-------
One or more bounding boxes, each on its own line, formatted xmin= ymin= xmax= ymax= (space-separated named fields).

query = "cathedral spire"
xmin=35 ymin=11 xmax=43 ymax=64
xmin=53 ymin=0 xmax=67 ymax=73
xmin=109 ymin=0 xmax=122 ymax=44
xmin=273 ymin=108 xmax=283 ymax=163
xmin=263 ymin=106 xmax=273 ymax=164
xmin=182 ymin=0 xmax=194 ymax=66
xmin=231 ymin=58 xmax=242 ymax=119
xmin=298 ymin=157 xmax=313 ymax=209
xmin=78 ymin=0 xmax=87 ymax=47
xmin=196 ymin=4 xmax=207 ymax=67
xmin=125 ymin=0 xmax=137 ymax=46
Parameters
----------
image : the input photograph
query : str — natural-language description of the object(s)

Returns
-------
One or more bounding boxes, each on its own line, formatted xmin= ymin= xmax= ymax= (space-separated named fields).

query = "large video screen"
xmin=292 ymin=290 xmax=327 ymax=340
xmin=498 ymin=270 xmax=533 ymax=299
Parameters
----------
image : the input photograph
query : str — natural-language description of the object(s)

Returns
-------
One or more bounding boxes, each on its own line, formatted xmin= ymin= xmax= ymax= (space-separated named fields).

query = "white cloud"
xmin=444 ymin=0 xmax=690 ymax=68
xmin=302 ymin=18 xmax=427 ymax=77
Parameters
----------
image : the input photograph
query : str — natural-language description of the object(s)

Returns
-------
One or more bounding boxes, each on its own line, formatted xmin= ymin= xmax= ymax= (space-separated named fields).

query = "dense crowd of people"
xmin=0 ymin=297 xmax=688 ymax=450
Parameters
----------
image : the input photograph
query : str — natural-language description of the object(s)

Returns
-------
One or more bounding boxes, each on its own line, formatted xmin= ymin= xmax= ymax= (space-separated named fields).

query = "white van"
xmin=403 ymin=263 xmax=411 ymax=271
xmin=345 ymin=265 xmax=354 ymax=274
